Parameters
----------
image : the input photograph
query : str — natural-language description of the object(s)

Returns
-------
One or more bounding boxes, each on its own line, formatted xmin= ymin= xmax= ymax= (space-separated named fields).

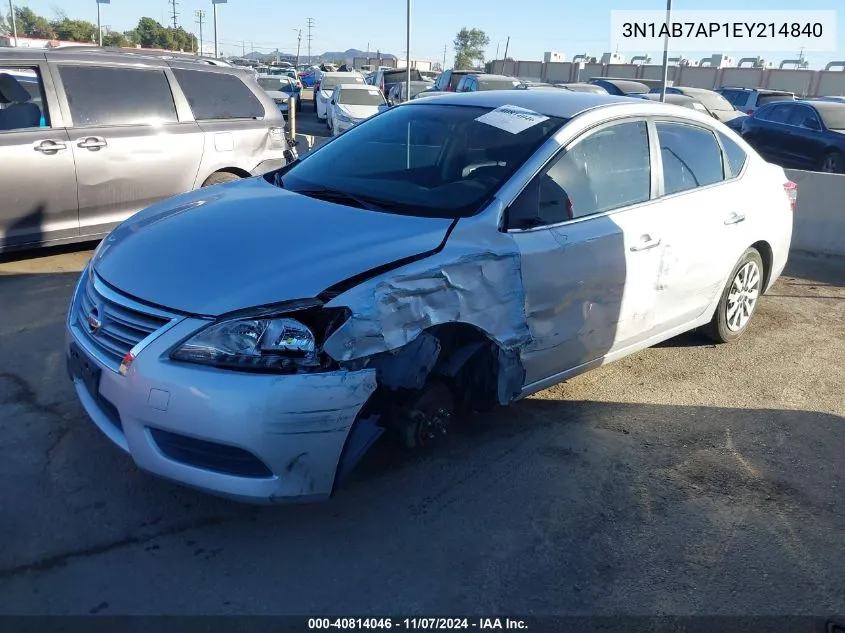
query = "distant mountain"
xmin=242 ymin=48 xmax=396 ymax=62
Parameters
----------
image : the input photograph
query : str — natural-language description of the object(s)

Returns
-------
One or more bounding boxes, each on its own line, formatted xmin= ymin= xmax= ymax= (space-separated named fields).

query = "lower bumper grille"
xmin=149 ymin=428 xmax=274 ymax=479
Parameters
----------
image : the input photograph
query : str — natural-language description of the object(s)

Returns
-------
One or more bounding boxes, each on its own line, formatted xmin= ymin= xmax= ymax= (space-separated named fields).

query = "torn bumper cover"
xmin=66 ymin=315 xmax=377 ymax=504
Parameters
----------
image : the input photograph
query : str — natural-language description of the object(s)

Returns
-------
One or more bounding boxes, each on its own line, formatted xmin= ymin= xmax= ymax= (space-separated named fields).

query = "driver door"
xmin=506 ymin=119 xmax=666 ymax=387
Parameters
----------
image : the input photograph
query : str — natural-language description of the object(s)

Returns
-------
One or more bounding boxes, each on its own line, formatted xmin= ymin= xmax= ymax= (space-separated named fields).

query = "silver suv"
xmin=716 ymin=87 xmax=796 ymax=115
xmin=0 ymin=47 xmax=296 ymax=253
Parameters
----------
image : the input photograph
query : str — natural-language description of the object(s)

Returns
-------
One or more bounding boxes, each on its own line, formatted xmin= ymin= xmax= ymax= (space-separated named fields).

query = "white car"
xmin=314 ymin=71 xmax=365 ymax=120
xmin=326 ymin=84 xmax=387 ymax=135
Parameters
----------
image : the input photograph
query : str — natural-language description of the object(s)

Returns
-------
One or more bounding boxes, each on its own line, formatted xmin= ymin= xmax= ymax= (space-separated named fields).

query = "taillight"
xmin=783 ymin=181 xmax=798 ymax=210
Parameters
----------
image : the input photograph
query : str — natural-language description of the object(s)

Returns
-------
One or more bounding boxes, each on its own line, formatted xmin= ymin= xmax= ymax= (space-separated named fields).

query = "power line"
xmin=306 ymin=17 xmax=315 ymax=63
xmin=168 ymin=0 xmax=178 ymax=29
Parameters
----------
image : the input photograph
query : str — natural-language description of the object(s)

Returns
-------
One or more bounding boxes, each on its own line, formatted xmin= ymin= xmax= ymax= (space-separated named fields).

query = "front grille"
xmin=149 ymin=428 xmax=274 ymax=478
xmin=74 ymin=271 xmax=175 ymax=371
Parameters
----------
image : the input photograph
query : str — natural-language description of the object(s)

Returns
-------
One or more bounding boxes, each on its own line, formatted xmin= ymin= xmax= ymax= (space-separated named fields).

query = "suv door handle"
xmin=630 ymin=234 xmax=661 ymax=251
xmin=724 ymin=213 xmax=746 ymax=225
xmin=33 ymin=140 xmax=67 ymax=154
xmin=77 ymin=137 xmax=107 ymax=150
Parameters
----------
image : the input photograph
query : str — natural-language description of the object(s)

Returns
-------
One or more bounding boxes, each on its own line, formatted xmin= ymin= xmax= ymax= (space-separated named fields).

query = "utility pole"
xmin=405 ymin=0 xmax=411 ymax=106
xmin=495 ymin=43 xmax=499 ymax=60
xmin=8 ymin=0 xmax=17 ymax=46
xmin=169 ymin=0 xmax=179 ymax=29
xmin=503 ymin=36 xmax=510 ymax=60
xmin=242 ymin=40 xmax=245 ymax=56
xmin=294 ymin=29 xmax=302 ymax=66
xmin=443 ymin=43 xmax=447 ymax=70
xmin=306 ymin=17 xmax=314 ymax=63
xmin=195 ymin=10 xmax=206 ymax=56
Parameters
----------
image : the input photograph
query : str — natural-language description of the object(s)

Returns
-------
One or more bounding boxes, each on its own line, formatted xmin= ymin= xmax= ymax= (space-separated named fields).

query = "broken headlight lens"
xmin=170 ymin=317 xmax=318 ymax=371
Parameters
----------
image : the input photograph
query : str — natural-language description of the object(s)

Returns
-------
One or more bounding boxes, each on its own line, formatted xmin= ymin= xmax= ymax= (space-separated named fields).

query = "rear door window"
xmin=656 ymin=122 xmax=724 ymax=195
xmin=766 ymin=104 xmax=794 ymax=124
xmin=757 ymin=93 xmax=794 ymax=106
xmin=172 ymin=69 xmax=264 ymax=120
xmin=719 ymin=89 xmax=746 ymax=107
xmin=59 ymin=65 xmax=178 ymax=127
xmin=449 ymin=73 xmax=467 ymax=91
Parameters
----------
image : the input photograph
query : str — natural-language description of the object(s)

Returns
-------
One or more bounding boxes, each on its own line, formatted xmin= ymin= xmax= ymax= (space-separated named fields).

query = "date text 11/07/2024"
xmin=621 ymin=21 xmax=823 ymax=39
xmin=307 ymin=618 xmax=529 ymax=630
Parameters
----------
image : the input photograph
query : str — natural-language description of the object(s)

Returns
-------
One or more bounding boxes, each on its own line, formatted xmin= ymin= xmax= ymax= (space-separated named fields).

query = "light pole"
xmin=405 ymin=0 xmax=411 ymax=104
xmin=212 ymin=0 xmax=225 ymax=59
xmin=659 ymin=0 xmax=672 ymax=102
xmin=195 ymin=9 xmax=206 ymax=56
xmin=96 ymin=0 xmax=109 ymax=47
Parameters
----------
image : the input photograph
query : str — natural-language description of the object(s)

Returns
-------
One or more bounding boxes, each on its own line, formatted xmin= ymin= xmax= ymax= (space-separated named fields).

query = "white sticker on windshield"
xmin=475 ymin=105 xmax=550 ymax=134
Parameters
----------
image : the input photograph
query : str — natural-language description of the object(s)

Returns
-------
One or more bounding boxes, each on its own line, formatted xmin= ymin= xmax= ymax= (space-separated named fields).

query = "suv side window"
xmin=507 ymin=121 xmax=651 ymax=229
xmin=173 ymin=69 xmax=264 ymax=120
xmin=719 ymin=89 xmax=745 ymax=107
xmin=767 ymin=104 xmax=793 ymax=124
xmin=0 ymin=66 xmax=49 ymax=130
xmin=791 ymin=105 xmax=821 ymax=129
xmin=718 ymin=132 xmax=747 ymax=178
xmin=656 ymin=122 xmax=724 ymax=195
xmin=59 ymin=65 xmax=177 ymax=127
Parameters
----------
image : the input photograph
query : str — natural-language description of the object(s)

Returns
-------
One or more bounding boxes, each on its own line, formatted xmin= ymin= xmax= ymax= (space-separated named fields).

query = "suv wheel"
xmin=821 ymin=151 xmax=844 ymax=174
xmin=703 ymin=248 xmax=764 ymax=343
xmin=201 ymin=171 xmax=241 ymax=187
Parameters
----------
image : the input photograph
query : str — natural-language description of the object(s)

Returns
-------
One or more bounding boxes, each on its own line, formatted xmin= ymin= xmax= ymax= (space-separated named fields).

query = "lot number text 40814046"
xmin=307 ymin=618 xmax=529 ymax=629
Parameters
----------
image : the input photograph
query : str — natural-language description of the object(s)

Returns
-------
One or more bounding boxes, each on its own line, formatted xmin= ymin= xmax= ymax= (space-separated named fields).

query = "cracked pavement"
xmin=0 ymin=243 xmax=843 ymax=616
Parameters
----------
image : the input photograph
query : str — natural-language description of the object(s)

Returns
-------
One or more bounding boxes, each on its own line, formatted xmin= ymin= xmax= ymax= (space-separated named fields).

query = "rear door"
xmin=0 ymin=59 xmax=78 ymax=249
xmin=783 ymin=103 xmax=825 ymax=170
xmin=53 ymin=62 xmax=204 ymax=238
xmin=650 ymin=120 xmax=741 ymax=328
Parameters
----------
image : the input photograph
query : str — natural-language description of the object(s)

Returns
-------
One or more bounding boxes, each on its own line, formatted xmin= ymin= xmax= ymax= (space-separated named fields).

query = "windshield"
xmin=321 ymin=75 xmax=364 ymax=91
xmin=695 ymin=92 xmax=734 ymax=111
xmin=273 ymin=104 xmax=565 ymax=218
xmin=339 ymin=87 xmax=385 ymax=106
xmin=817 ymin=105 xmax=845 ymax=129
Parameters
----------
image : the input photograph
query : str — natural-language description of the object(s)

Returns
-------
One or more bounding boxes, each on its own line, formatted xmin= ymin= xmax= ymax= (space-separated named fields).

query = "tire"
xmin=201 ymin=171 xmax=241 ymax=187
xmin=820 ymin=151 xmax=844 ymax=174
xmin=703 ymin=248 xmax=764 ymax=344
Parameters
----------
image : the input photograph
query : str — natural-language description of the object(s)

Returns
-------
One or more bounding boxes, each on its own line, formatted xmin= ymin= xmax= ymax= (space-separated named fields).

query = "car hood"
xmin=265 ymin=90 xmax=290 ymax=100
xmin=92 ymin=177 xmax=454 ymax=316
xmin=339 ymin=104 xmax=380 ymax=119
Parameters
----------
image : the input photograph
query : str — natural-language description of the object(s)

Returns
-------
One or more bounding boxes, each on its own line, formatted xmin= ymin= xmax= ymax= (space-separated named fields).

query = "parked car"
xmin=326 ymin=83 xmax=387 ymax=135
xmin=455 ymin=74 xmax=525 ymax=92
xmin=557 ymin=82 xmax=609 ymax=94
xmin=815 ymin=96 xmax=845 ymax=103
xmin=299 ymin=67 xmax=321 ymax=88
xmin=257 ymin=74 xmax=302 ymax=115
xmin=648 ymin=86 xmax=743 ymax=124
xmin=373 ymin=67 xmax=424 ymax=97
xmin=313 ymin=71 xmax=366 ymax=120
xmin=716 ymin=87 xmax=795 ymax=115
xmin=65 ymin=90 xmax=795 ymax=503
xmin=629 ymin=92 xmax=715 ymax=115
xmin=737 ymin=99 xmax=845 ymax=173
xmin=425 ymin=68 xmax=482 ymax=93
xmin=386 ymin=80 xmax=432 ymax=104
xmin=419 ymin=70 xmax=438 ymax=81
xmin=0 ymin=47 xmax=295 ymax=253
xmin=517 ymin=81 xmax=562 ymax=90
xmin=589 ymin=78 xmax=650 ymax=96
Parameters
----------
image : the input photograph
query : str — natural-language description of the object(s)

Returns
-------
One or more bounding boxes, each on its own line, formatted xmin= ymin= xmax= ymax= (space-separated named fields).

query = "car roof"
xmin=338 ymin=83 xmax=377 ymax=90
xmin=408 ymin=89 xmax=645 ymax=118
xmin=798 ymin=99 xmax=845 ymax=112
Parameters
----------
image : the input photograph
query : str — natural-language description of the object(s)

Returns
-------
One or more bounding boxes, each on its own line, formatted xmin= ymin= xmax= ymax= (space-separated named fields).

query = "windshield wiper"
xmin=294 ymin=188 xmax=401 ymax=212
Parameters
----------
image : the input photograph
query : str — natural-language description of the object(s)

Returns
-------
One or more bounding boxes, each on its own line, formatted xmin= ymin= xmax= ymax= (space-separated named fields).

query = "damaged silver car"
xmin=66 ymin=91 xmax=794 ymax=503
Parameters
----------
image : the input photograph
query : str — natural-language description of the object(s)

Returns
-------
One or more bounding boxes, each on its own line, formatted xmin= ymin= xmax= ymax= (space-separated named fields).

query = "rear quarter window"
xmin=173 ymin=69 xmax=264 ymax=120
xmin=718 ymin=132 xmax=748 ymax=178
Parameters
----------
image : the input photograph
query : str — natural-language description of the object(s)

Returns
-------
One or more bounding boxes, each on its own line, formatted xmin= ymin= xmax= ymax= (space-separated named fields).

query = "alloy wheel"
xmin=726 ymin=261 xmax=761 ymax=332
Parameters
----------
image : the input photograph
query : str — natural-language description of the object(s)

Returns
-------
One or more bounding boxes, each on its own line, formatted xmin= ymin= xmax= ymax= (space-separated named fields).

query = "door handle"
xmin=724 ymin=213 xmax=746 ymax=225
xmin=77 ymin=137 xmax=107 ymax=150
xmin=33 ymin=140 xmax=67 ymax=154
xmin=630 ymin=234 xmax=661 ymax=252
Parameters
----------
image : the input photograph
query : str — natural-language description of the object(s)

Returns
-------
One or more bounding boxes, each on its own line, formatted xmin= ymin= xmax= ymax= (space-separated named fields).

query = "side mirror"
xmin=386 ymin=99 xmax=394 ymax=107
xmin=803 ymin=117 xmax=820 ymax=130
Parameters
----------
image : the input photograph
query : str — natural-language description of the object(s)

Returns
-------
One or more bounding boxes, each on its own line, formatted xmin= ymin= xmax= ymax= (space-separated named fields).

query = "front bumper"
xmin=65 ymin=267 xmax=377 ymax=504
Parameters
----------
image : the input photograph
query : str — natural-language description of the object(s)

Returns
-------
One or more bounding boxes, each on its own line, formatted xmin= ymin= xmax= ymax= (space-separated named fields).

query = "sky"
xmin=11 ymin=0 xmax=844 ymax=69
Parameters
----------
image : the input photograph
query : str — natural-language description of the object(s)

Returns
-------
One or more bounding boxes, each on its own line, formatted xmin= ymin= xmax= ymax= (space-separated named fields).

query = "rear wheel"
xmin=820 ymin=151 xmax=844 ymax=174
xmin=393 ymin=379 xmax=455 ymax=450
xmin=703 ymin=248 xmax=764 ymax=343
xmin=201 ymin=171 xmax=240 ymax=187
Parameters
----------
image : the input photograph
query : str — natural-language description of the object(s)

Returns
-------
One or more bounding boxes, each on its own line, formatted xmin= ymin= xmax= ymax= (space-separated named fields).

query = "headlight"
xmin=171 ymin=316 xmax=318 ymax=370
